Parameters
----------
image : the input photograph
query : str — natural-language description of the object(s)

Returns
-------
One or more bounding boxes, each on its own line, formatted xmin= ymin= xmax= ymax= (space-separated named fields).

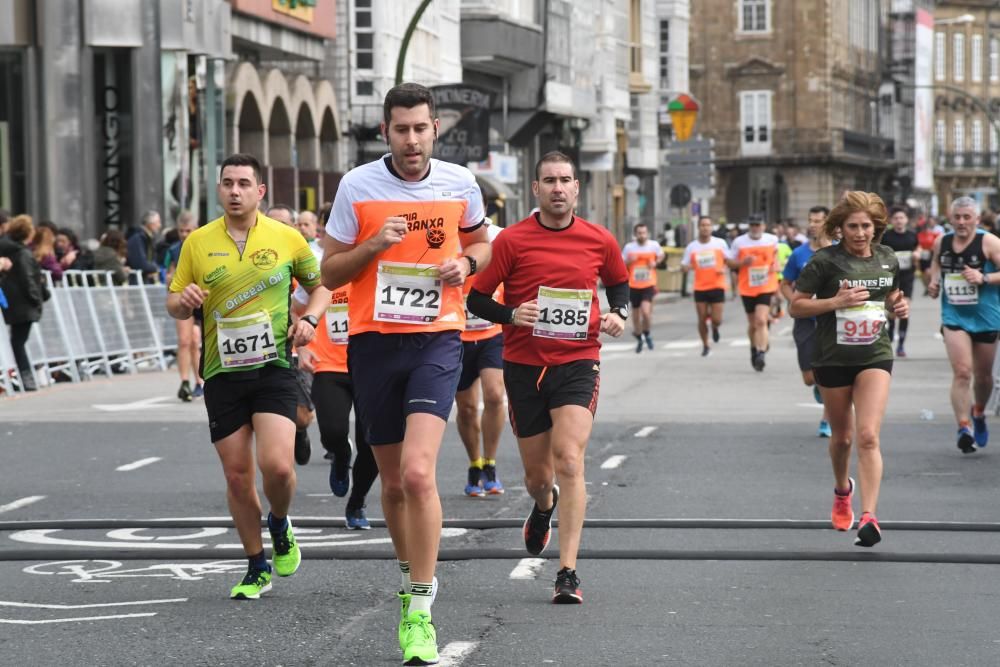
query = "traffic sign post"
xmin=667 ymin=94 xmax=700 ymax=142
xmin=662 ymin=136 xmax=715 ymax=192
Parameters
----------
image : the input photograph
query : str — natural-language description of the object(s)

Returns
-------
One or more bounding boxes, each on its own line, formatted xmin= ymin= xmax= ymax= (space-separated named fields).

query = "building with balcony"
xmin=227 ymin=0 xmax=346 ymax=216
xmin=930 ymin=1 xmax=1000 ymax=212
xmin=341 ymin=0 xmax=463 ymax=167
xmin=689 ymin=0 xmax=897 ymax=224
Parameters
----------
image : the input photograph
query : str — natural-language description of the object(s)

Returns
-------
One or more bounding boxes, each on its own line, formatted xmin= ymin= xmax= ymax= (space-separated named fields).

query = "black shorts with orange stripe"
xmin=503 ymin=359 xmax=600 ymax=438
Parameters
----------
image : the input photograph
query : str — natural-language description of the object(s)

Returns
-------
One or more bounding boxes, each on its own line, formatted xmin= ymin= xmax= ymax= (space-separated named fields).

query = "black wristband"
xmin=302 ymin=314 xmax=318 ymax=328
xmin=464 ymin=255 xmax=477 ymax=276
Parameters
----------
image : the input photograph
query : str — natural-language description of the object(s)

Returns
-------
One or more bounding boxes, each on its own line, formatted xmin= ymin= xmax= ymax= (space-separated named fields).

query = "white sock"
xmin=398 ymin=560 xmax=411 ymax=593
xmin=409 ymin=580 xmax=433 ymax=614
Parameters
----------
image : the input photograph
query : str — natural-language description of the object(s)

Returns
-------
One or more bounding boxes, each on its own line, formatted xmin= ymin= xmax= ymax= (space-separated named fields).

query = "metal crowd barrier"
xmin=0 ymin=318 xmax=25 ymax=395
xmin=3 ymin=270 xmax=177 ymax=394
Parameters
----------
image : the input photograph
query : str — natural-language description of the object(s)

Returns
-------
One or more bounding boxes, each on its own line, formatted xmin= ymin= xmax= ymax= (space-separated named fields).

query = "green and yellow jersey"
xmin=169 ymin=212 xmax=321 ymax=380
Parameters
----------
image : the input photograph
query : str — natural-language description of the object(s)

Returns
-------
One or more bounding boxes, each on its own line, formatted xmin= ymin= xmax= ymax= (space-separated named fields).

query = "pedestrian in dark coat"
xmin=0 ymin=215 xmax=48 ymax=390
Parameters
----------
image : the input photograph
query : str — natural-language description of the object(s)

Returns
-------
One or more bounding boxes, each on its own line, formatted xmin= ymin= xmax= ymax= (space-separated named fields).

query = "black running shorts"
xmin=457 ymin=333 xmax=504 ymax=392
xmin=694 ymin=288 xmax=725 ymax=304
xmin=741 ymin=292 xmax=774 ymax=314
xmin=203 ymin=365 xmax=299 ymax=442
xmin=942 ymin=325 xmax=1000 ymax=345
xmin=897 ymin=270 xmax=915 ymax=299
xmin=629 ymin=286 xmax=656 ymax=308
xmin=504 ymin=359 xmax=600 ymax=438
xmin=813 ymin=361 xmax=893 ymax=388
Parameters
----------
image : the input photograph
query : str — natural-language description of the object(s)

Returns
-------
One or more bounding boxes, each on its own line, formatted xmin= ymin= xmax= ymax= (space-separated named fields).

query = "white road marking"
xmin=439 ymin=641 xmax=478 ymax=666
xmin=105 ymin=528 xmax=228 ymax=542
xmin=219 ymin=527 xmax=467 ymax=550
xmin=0 ymin=598 xmax=187 ymax=610
xmin=796 ymin=403 xmax=825 ymax=410
xmin=0 ymin=495 xmax=44 ymax=514
xmin=509 ymin=558 xmax=546 ymax=580
xmin=600 ymin=455 xmax=627 ymax=469
xmin=634 ymin=426 xmax=657 ymax=438
xmin=116 ymin=457 xmax=162 ymax=472
xmin=9 ymin=530 xmax=206 ymax=550
xmin=0 ymin=612 xmax=158 ymax=625
xmin=728 ymin=339 xmax=750 ymax=347
xmin=93 ymin=396 xmax=172 ymax=412
xmin=662 ymin=340 xmax=701 ymax=349
xmin=602 ymin=342 xmax=638 ymax=352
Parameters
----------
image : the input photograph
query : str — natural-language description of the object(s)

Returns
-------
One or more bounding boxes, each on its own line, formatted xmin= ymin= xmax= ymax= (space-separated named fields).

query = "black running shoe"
xmin=854 ymin=513 xmax=882 ymax=548
xmin=712 ymin=326 xmax=720 ymax=343
xmin=294 ymin=429 xmax=311 ymax=465
xmin=753 ymin=351 xmax=766 ymax=372
xmin=177 ymin=380 xmax=193 ymax=402
xmin=553 ymin=567 xmax=582 ymax=604
xmin=957 ymin=427 xmax=976 ymax=454
xmin=523 ymin=485 xmax=559 ymax=556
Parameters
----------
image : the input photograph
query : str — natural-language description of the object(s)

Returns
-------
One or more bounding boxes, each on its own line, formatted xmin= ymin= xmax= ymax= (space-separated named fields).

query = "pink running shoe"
xmin=831 ymin=477 xmax=855 ymax=531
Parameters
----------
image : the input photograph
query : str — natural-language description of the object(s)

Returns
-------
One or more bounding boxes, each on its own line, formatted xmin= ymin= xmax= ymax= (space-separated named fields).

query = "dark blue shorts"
xmin=348 ymin=330 xmax=463 ymax=446
xmin=457 ymin=333 xmax=504 ymax=392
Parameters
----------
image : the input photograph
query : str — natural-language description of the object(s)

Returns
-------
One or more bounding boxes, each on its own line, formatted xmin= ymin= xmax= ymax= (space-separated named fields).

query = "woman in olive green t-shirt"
xmin=789 ymin=192 xmax=909 ymax=549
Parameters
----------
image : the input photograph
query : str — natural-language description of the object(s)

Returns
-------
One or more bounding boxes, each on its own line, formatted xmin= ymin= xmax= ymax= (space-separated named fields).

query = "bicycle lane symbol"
xmin=8 ymin=526 xmax=469 ymax=550
xmin=23 ymin=560 xmax=247 ymax=583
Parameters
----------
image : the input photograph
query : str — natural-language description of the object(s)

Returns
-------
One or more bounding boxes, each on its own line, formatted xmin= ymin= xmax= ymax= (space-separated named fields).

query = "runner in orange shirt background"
xmin=293 ymin=282 xmax=379 ymax=529
xmin=726 ymin=215 xmax=780 ymax=371
xmin=621 ymin=222 xmax=665 ymax=353
xmin=682 ymin=215 xmax=730 ymax=356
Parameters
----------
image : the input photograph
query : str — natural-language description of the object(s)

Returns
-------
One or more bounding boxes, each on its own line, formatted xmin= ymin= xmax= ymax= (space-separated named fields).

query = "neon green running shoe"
xmin=230 ymin=569 xmax=272 ymax=600
xmin=398 ymin=577 xmax=438 ymax=650
xmin=397 ymin=591 xmax=411 ymax=649
xmin=270 ymin=517 xmax=301 ymax=577
xmin=401 ymin=610 xmax=439 ymax=666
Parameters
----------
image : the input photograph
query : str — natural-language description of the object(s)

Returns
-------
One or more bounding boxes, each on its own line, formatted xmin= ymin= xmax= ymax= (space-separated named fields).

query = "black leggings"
xmin=311 ymin=371 xmax=378 ymax=510
xmin=887 ymin=317 xmax=908 ymax=343
xmin=9 ymin=322 xmax=33 ymax=373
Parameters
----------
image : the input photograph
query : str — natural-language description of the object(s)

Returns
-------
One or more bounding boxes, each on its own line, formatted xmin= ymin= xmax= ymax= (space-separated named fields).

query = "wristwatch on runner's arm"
xmin=464 ymin=255 xmax=477 ymax=276
xmin=611 ymin=305 xmax=629 ymax=321
xmin=301 ymin=314 xmax=319 ymax=328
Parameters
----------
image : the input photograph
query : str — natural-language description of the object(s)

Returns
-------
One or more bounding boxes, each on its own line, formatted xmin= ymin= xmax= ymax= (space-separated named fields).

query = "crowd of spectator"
xmin=0 ymin=201 xmax=333 ymax=394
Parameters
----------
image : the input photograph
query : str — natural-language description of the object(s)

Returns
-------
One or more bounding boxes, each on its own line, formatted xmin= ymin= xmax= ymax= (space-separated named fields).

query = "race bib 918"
xmin=835 ymin=301 xmax=886 ymax=346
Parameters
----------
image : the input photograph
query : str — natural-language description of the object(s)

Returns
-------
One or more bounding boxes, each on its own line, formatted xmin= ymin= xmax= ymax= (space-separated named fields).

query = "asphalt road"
xmin=2 ymin=291 xmax=1000 ymax=666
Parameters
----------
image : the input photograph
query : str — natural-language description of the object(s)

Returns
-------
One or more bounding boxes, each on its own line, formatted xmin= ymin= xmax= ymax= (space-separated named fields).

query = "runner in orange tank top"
xmin=621 ymin=222 xmax=664 ymax=353
xmin=682 ymin=216 xmax=730 ymax=356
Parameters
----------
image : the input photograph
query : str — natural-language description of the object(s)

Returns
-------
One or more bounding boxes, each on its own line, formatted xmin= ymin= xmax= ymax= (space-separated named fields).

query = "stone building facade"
xmin=690 ymin=0 xmax=897 ymax=224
